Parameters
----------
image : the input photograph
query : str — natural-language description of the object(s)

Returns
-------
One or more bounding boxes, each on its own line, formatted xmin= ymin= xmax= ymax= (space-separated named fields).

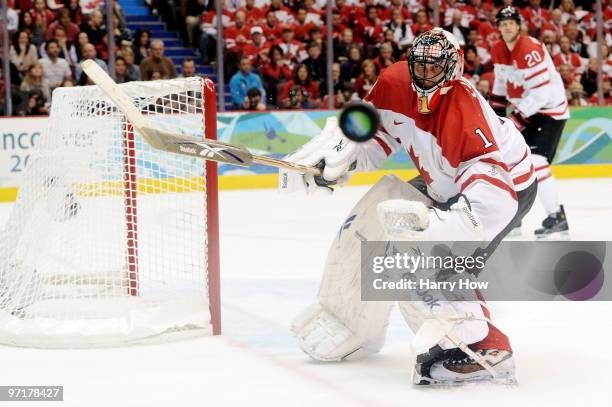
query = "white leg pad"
xmin=293 ymin=175 xmax=435 ymax=361
xmin=317 ymin=175 xmax=431 ymax=341
xmin=291 ymin=303 xmax=369 ymax=361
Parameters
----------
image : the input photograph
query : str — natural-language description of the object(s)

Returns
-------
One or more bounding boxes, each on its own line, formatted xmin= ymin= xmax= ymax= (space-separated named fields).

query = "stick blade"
xmin=141 ymin=126 xmax=254 ymax=167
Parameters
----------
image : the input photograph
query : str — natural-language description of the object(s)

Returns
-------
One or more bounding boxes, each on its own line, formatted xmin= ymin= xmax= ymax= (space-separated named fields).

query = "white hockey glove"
xmin=279 ymin=117 xmax=358 ymax=195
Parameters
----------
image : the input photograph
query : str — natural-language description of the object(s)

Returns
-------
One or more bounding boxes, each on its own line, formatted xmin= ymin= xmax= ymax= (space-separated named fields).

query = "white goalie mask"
xmin=408 ymin=28 xmax=464 ymax=114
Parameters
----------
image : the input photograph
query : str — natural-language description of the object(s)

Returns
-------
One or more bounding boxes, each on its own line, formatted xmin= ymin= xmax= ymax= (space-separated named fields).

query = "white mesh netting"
xmin=0 ymin=77 xmax=217 ymax=347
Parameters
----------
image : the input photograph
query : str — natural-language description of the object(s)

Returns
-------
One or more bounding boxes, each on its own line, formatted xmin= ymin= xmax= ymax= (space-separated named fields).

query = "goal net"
xmin=0 ymin=77 xmax=220 ymax=348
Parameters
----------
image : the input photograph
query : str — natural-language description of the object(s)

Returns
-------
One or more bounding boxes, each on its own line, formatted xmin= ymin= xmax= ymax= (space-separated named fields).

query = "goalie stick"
xmin=81 ymin=60 xmax=321 ymax=175
xmin=81 ymin=60 xmax=380 ymax=176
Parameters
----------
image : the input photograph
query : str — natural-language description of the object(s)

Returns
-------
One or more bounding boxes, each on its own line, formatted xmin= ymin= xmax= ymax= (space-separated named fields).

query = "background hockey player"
xmin=280 ymin=28 xmax=536 ymax=385
xmin=489 ymin=6 xmax=570 ymax=238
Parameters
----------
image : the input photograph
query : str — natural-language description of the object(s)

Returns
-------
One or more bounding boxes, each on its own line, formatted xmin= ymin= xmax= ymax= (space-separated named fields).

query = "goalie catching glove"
xmin=279 ymin=117 xmax=358 ymax=194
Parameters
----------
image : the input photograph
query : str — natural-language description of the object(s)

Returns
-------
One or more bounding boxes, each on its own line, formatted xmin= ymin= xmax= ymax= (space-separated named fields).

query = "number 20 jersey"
xmin=491 ymin=35 xmax=569 ymax=120
xmin=361 ymin=61 xmax=535 ymax=239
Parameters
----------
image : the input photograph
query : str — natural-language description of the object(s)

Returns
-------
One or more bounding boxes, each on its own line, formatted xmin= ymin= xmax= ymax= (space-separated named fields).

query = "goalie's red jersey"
xmin=360 ymin=61 xmax=535 ymax=240
xmin=490 ymin=35 xmax=569 ymax=119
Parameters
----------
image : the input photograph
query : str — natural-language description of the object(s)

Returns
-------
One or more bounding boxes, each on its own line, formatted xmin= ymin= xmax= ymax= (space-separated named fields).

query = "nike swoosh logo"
xmin=394 ymin=120 xmax=404 ymax=125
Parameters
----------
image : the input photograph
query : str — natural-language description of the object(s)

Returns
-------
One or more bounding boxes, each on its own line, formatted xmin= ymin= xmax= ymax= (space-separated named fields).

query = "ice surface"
xmin=0 ymin=178 xmax=610 ymax=407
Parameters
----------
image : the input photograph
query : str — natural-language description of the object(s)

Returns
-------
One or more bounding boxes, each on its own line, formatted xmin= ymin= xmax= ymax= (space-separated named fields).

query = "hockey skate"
xmin=535 ymin=205 xmax=569 ymax=239
xmin=413 ymin=345 xmax=517 ymax=386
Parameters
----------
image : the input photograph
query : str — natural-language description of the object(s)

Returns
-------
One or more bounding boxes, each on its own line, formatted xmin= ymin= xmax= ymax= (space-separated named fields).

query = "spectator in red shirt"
xmin=411 ymin=10 xmax=433 ymax=37
xmin=540 ymin=8 xmax=564 ymax=41
xmin=330 ymin=10 xmax=348 ymax=41
xmin=479 ymin=69 xmax=495 ymax=91
xmin=224 ymin=10 xmax=251 ymax=53
xmin=355 ymin=5 xmax=384 ymax=48
xmin=275 ymin=27 xmax=304 ymax=66
xmin=463 ymin=45 xmax=485 ymax=77
xmin=198 ymin=8 xmax=232 ymax=65
xmin=303 ymin=0 xmax=323 ymax=25
xmin=463 ymin=0 xmax=491 ymax=29
xmin=265 ymin=0 xmax=293 ymax=25
xmin=293 ymin=7 xmax=316 ymax=43
xmin=521 ymin=0 xmax=551 ymax=36
xmin=45 ymin=8 xmax=79 ymax=42
xmin=558 ymin=63 xmax=576 ymax=89
xmin=382 ymin=0 xmax=411 ymax=23
xmin=477 ymin=7 xmax=499 ymax=47
xmin=96 ymin=32 xmax=119 ymax=63
xmin=567 ymin=81 xmax=589 ymax=106
xmin=64 ymin=0 xmax=84 ymax=25
xmin=353 ymin=59 xmax=378 ymax=99
xmin=559 ymin=0 xmax=576 ymax=24
xmin=476 ymin=77 xmax=491 ymax=100
xmin=466 ymin=28 xmax=491 ymax=65
xmin=553 ymin=35 xmax=584 ymax=76
xmin=30 ymin=0 xmax=56 ymax=32
xmin=373 ymin=43 xmax=395 ymax=72
xmin=601 ymin=44 xmax=612 ymax=77
xmin=242 ymin=26 xmax=270 ymax=66
xmin=237 ymin=0 xmax=265 ymax=26
xmin=262 ymin=9 xmax=283 ymax=42
xmin=262 ymin=44 xmax=293 ymax=106
xmin=333 ymin=0 xmax=354 ymax=22
xmin=353 ymin=0 xmax=381 ymax=21
xmin=279 ymin=64 xmax=320 ymax=108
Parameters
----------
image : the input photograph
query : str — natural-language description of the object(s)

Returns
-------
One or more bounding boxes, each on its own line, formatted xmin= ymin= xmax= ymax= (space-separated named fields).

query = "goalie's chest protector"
xmin=365 ymin=62 xmax=528 ymax=203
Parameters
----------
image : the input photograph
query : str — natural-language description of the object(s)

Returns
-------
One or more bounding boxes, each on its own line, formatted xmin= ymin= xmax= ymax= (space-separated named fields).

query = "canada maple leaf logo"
xmin=407 ymin=146 xmax=433 ymax=185
xmin=507 ymin=81 xmax=525 ymax=99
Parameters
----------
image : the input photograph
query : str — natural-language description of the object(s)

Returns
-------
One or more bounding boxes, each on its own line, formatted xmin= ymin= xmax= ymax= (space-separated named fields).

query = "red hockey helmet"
xmin=408 ymin=28 xmax=464 ymax=114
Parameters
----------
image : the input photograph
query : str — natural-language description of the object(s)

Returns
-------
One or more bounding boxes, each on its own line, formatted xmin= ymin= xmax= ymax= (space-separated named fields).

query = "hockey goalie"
xmin=280 ymin=29 xmax=537 ymax=386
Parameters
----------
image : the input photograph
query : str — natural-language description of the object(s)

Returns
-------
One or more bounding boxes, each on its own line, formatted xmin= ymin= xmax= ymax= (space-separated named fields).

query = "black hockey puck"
xmin=338 ymin=102 xmax=381 ymax=143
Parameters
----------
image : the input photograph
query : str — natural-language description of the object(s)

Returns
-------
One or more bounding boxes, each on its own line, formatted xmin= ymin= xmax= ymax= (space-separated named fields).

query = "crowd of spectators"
xmin=1 ymin=0 xmax=611 ymax=115
xmin=158 ymin=0 xmax=611 ymax=110
xmin=0 ymin=0 xmax=198 ymax=115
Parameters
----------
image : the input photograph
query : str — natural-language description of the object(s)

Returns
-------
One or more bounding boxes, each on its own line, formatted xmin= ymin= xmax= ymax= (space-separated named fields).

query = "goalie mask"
xmin=408 ymin=28 xmax=463 ymax=114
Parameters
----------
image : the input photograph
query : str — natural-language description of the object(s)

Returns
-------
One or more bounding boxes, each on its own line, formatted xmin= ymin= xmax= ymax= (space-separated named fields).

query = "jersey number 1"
xmin=475 ymin=128 xmax=493 ymax=148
